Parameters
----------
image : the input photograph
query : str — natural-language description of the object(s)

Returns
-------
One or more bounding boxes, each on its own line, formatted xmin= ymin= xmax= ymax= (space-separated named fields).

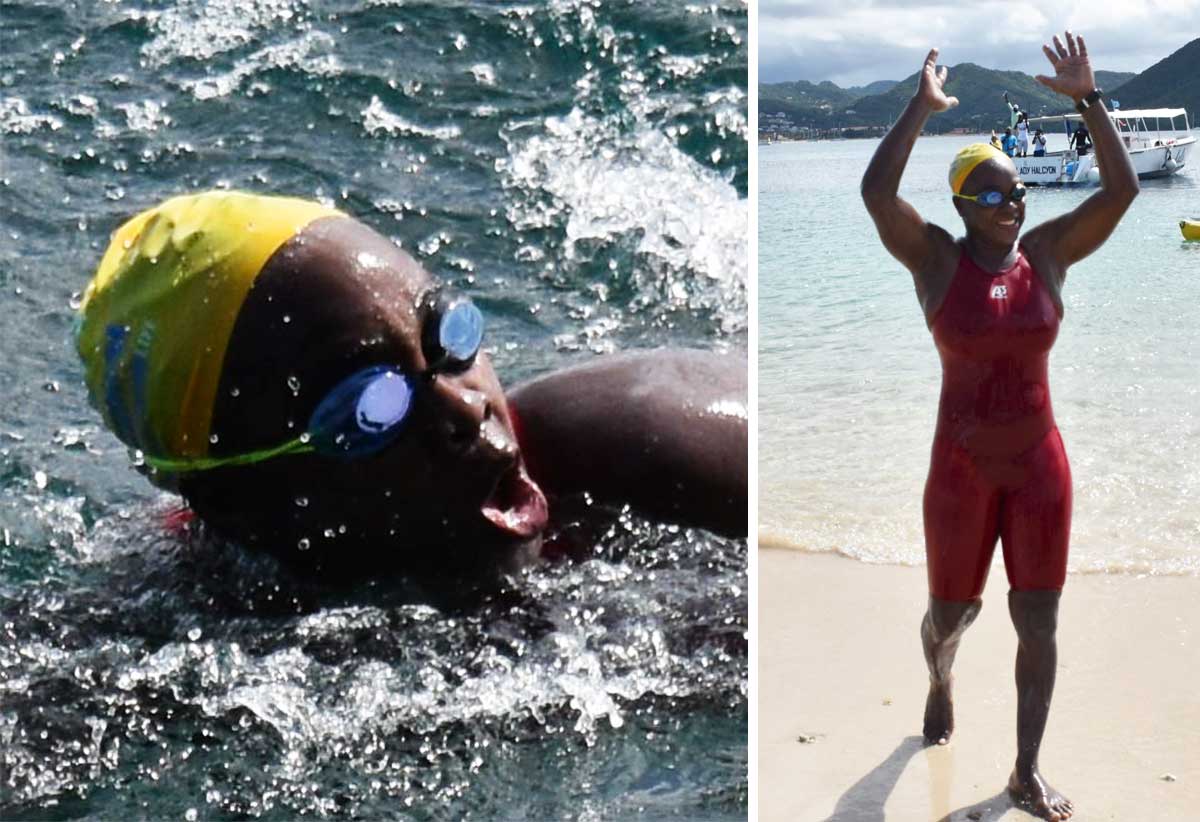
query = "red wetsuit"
xmin=924 ymin=246 xmax=1071 ymax=601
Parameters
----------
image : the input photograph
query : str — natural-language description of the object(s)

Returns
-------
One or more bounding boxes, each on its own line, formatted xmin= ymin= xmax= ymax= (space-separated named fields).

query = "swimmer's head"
xmin=948 ymin=142 xmax=1011 ymax=195
xmin=78 ymin=191 xmax=548 ymax=579
xmin=948 ymin=146 xmax=1023 ymax=240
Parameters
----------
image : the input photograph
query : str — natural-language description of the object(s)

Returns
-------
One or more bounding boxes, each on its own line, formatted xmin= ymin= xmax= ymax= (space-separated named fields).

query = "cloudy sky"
xmin=759 ymin=0 xmax=1200 ymax=88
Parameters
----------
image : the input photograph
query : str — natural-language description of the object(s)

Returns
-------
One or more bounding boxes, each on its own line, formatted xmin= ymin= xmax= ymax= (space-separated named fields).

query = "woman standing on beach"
xmin=860 ymin=31 xmax=1137 ymax=821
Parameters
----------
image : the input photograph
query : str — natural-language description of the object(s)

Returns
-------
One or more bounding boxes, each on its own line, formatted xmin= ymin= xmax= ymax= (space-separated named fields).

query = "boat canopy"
xmin=1027 ymin=108 xmax=1189 ymax=125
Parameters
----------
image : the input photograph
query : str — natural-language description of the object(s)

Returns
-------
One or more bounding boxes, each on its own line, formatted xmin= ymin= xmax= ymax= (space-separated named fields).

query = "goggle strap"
xmin=141 ymin=435 xmax=317 ymax=473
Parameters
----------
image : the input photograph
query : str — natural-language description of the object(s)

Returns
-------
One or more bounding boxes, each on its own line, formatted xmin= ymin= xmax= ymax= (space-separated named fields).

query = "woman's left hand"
xmin=1035 ymin=31 xmax=1097 ymax=101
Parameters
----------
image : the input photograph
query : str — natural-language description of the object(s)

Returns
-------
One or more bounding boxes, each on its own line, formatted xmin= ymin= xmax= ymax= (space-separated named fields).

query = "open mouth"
xmin=481 ymin=461 xmax=549 ymax=539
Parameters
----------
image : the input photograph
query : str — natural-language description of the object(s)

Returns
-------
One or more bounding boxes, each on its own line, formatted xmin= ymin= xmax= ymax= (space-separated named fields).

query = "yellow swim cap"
xmin=948 ymin=143 xmax=1008 ymax=194
xmin=76 ymin=191 xmax=342 ymax=476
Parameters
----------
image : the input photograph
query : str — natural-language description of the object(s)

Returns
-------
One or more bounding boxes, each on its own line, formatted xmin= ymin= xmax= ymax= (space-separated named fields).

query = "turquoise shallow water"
xmin=0 ymin=1 xmax=747 ymax=817
xmin=760 ymin=133 xmax=1200 ymax=576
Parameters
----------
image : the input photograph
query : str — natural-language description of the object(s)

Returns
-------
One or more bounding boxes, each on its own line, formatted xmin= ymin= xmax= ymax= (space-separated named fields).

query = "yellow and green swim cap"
xmin=76 ymin=191 xmax=342 ymax=477
xmin=948 ymin=143 xmax=1008 ymax=194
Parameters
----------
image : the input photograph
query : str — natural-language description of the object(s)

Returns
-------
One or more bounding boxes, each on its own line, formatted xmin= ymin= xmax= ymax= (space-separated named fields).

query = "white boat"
xmin=1016 ymin=107 xmax=1195 ymax=185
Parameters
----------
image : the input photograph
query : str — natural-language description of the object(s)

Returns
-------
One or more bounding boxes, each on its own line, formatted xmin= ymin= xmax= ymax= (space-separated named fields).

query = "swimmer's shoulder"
xmin=507 ymin=349 xmax=746 ymax=537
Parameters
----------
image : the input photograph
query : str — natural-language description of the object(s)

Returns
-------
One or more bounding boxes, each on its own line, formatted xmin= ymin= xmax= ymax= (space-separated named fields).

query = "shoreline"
xmin=757 ymin=536 xmax=1200 ymax=580
xmin=758 ymin=549 xmax=1200 ymax=820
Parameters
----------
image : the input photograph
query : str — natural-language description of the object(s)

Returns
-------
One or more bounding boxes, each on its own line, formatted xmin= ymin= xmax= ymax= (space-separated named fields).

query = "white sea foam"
xmin=177 ymin=32 xmax=342 ymax=101
xmin=361 ymin=96 xmax=462 ymax=140
xmin=499 ymin=107 xmax=746 ymax=341
xmin=0 ymin=97 xmax=63 ymax=135
xmin=141 ymin=0 xmax=302 ymax=67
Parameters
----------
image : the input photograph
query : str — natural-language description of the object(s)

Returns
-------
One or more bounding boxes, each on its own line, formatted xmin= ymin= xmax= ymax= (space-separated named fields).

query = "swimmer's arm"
xmin=1025 ymin=33 xmax=1138 ymax=278
xmin=861 ymin=49 xmax=959 ymax=278
xmin=507 ymin=350 xmax=747 ymax=538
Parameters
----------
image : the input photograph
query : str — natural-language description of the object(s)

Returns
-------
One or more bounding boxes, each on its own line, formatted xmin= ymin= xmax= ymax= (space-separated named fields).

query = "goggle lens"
xmin=356 ymin=370 xmax=414 ymax=433
xmin=439 ymin=300 xmax=484 ymax=365
xmin=973 ymin=186 xmax=1026 ymax=207
xmin=309 ymin=366 xmax=416 ymax=458
xmin=423 ymin=290 xmax=484 ymax=371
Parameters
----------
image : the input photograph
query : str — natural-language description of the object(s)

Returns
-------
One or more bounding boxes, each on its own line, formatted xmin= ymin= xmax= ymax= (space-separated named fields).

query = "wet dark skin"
xmin=179 ymin=217 xmax=746 ymax=585
xmin=509 ymin=351 xmax=746 ymax=538
xmin=861 ymin=32 xmax=1137 ymax=821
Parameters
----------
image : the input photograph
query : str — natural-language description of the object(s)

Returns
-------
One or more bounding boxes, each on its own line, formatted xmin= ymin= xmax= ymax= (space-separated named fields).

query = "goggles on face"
xmin=953 ymin=185 xmax=1027 ymax=207
xmin=142 ymin=288 xmax=486 ymax=473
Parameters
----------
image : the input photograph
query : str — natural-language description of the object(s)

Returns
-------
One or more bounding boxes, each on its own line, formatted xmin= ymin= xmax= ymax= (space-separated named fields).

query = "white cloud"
xmin=759 ymin=0 xmax=1200 ymax=86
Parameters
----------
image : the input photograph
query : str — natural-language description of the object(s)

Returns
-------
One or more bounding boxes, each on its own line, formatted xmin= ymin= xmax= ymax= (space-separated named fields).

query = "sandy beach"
xmin=758 ymin=548 xmax=1200 ymax=821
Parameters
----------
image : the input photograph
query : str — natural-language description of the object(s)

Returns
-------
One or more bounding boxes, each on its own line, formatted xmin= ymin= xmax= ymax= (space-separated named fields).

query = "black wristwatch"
xmin=1074 ymin=88 xmax=1103 ymax=114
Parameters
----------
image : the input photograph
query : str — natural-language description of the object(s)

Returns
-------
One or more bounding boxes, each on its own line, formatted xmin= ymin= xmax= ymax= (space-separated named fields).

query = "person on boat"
xmin=989 ymin=130 xmax=1003 ymax=151
xmin=1016 ymin=113 xmax=1030 ymax=157
xmin=860 ymin=31 xmax=1137 ymax=821
xmin=1001 ymin=127 xmax=1018 ymax=157
xmin=1003 ymin=91 xmax=1023 ymax=128
xmin=1070 ymin=123 xmax=1091 ymax=155
xmin=76 ymin=191 xmax=747 ymax=583
xmin=1033 ymin=128 xmax=1047 ymax=157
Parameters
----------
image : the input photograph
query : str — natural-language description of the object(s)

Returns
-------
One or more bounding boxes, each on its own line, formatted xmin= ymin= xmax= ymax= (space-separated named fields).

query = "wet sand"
xmin=758 ymin=548 xmax=1200 ymax=821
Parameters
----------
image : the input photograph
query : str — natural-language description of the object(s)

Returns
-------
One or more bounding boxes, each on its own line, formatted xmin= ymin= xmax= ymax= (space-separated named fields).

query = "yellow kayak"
xmin=1182 ymin=220 xmax=1200 ymax=241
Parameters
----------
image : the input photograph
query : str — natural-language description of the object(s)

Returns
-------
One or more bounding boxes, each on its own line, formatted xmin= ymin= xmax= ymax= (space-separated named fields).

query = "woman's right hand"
xmin=916 ymin=48 xmax=959 ymax=112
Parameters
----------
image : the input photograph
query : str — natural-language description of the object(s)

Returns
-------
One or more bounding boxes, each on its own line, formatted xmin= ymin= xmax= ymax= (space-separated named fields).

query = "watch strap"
xmin=1075 ymin=88 xmax=1103 ymax=114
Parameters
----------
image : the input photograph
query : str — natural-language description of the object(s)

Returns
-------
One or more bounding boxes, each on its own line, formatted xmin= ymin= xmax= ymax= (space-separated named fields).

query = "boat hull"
xmin=1129 ymin=138 xmax=1193 ymax=179
xmin=1016 ymin=137 xmax=1195 ymax=185
xmin=1182 ymin=220 xmax=1200 ymax=241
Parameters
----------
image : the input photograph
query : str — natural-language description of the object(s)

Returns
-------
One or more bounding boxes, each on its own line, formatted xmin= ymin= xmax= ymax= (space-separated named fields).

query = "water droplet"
xmin=282 ymin=314 xmax=291 ymax=324
xmin=121 ymin=239 xmax=133 ymax=250
xmin=337 ymin=524 xmax=347 ymax=534
xmin=294 ymin=497 xmax=309 ymax=508
xmin=209 ymin=433 xmax=219 ymax=444
xmin=186 ymin=809 xmax=198 ymax=822
xmin=287 ymin=375 xmax=300 ymax=394
xmin=187 ymin=628 xmax=201 ymax=642
xmin=297 ymin=537 xmax=310 ymax=551
xmin=230 ymin=387 xmax=240 ymax=397
xmin=34 ymin=471 xmax=47 ymax=490
xmin=323 ymin=528 xmax=335 ymax=539
xmin=299 ymin=432 xmax=312 ymax=444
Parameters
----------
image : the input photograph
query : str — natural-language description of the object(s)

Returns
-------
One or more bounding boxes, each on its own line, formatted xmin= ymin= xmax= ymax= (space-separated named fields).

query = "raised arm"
xmin=1024 ymin=32 xmax=1138 ymax=279
xmin=861 ymin=49 xmax=959 ymax=281
xmin=507 ymin=350 xmax=746 ymax=537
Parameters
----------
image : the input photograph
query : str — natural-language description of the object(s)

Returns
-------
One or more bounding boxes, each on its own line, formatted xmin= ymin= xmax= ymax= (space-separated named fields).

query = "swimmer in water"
xmin=76 ymin=191 xmax=746 ymax=583
xmin=860 ymin=32 xmax=1136 ymax=821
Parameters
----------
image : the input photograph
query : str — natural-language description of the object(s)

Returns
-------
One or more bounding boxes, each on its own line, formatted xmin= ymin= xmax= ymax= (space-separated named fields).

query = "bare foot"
xmin=1008 ymin=768 xmax=1074 ymax=820
xmin=922 ymin=677 xmax=953 ymax=745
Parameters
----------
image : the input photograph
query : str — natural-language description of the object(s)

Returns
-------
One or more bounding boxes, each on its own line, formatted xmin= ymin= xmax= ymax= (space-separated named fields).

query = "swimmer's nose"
xmin=427 ymin=375 xmax=489 ymax=452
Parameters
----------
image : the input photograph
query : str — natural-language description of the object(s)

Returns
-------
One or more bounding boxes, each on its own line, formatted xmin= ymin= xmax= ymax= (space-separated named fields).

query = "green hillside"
xmin=759 ymin=79 xmax=900 ymax=129
xmin=759 ymin=78 xmax=899 ymax=108
xmin=761 ymin=65 xmax=1136 ymax=132
xmin=1104 ymin=37 xmax=1200 ymax=115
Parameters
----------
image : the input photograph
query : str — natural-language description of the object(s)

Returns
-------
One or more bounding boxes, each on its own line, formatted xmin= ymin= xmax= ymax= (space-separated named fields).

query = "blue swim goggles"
xmin=953 ymin=184 xmax=1027 ymax=207
xmin=143 ymin=288 xmax=485 ymax=473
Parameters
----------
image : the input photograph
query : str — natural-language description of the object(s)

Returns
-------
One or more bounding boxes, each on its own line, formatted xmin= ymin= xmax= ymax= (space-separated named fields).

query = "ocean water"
xmin=760 ymin=134 xmax=1200 ymax=577
xmin=0 ymin=1 xmax=748 ymax=817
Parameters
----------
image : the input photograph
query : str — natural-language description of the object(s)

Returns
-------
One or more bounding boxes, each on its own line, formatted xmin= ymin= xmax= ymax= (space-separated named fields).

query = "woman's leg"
xmin=922 ymin=437 xmax=998 ymax=743
xmin=1000 ymin=427 xmax=1073 ymax=818
xmin=921 ymin=596 xmax=981 ymax=744
xmin=1007 ymin=590 xmax=1073 ymax=819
